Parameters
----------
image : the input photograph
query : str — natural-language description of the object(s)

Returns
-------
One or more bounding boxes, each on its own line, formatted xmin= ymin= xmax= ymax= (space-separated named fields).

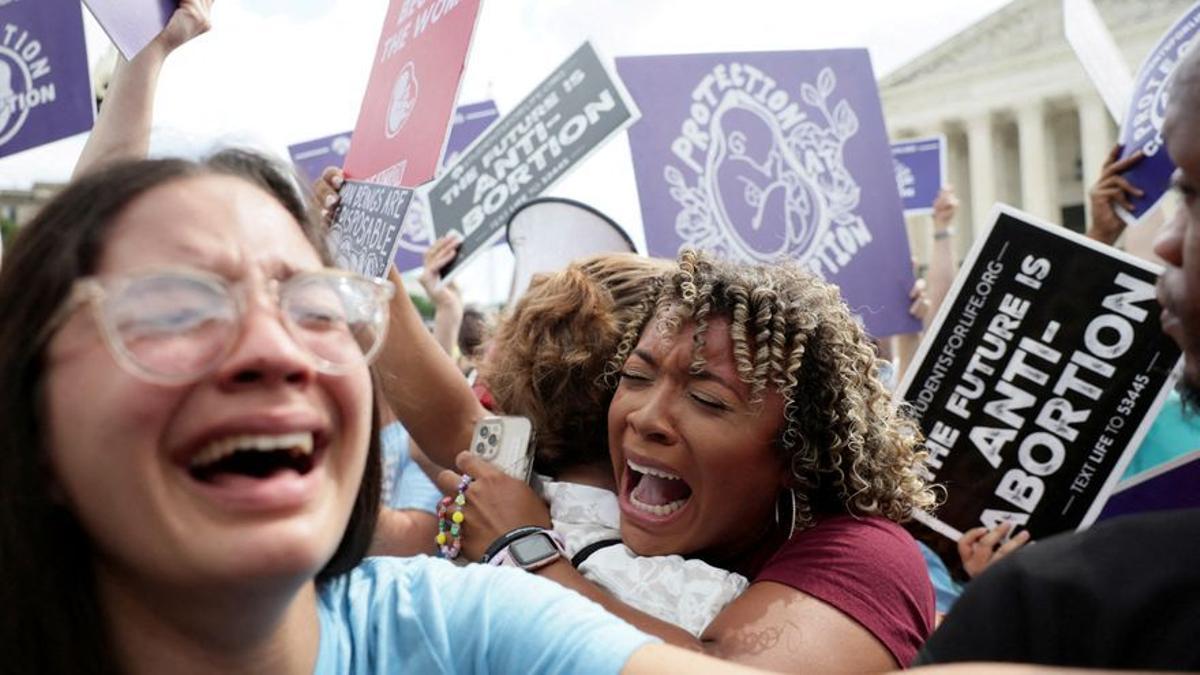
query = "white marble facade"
xmin=880 ymin=0 xmax=1191 ymax=265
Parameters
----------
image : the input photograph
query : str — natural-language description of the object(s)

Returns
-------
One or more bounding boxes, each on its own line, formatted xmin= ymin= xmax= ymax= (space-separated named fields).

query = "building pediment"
xmin=882 ymin=0 xmax=1193 ymax=88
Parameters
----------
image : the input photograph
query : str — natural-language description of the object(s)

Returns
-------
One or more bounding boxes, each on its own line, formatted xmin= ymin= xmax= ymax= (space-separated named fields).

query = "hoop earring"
xmin=774 ymin=488 xmax=798 ymax=540
xmin=787 ymin=488 xmax=797 ymax=540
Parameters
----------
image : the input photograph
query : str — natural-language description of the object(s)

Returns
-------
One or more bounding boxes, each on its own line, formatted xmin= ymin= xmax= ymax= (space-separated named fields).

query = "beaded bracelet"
xmin=436 ymin=474 xmax=472 ymax=559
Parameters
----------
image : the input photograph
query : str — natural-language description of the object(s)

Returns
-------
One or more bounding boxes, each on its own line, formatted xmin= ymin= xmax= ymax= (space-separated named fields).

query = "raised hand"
xmin=1087 ymin=144 xmax=1145 ymax=246
xmin=154 ymin=0 xmax=215 ymax=53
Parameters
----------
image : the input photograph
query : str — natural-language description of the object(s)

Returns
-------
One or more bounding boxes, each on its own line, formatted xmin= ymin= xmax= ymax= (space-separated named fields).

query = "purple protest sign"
xmin=82 ymin=0 xmax=176 ymax=60
xmin=617 ymin=49 xmax=919 ymax=337
xmin=286 ymin=101 xmax=499 ymax=186
xmin=288 ymin=100 xmax=500 ymax=273
xmin=0 ymin=0 xmax=95 ymax=160
xmin=288 ymin=131 xmax=353 ymax=186
xmin=1115 ymin=1 xmax=1200 ymax=222
xmin=443 ymin=99 xmax=499 ymax=166
xmin=891 ymin=135 xmax=946 ymax=215
xmin=1099 ymin=450 xmax=1200 ymax=519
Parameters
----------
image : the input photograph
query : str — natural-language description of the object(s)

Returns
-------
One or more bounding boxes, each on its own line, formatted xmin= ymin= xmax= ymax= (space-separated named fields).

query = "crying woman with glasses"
xmin=8 ymin=131 xmax=790 ymax=675
xmin=0 ymin=4 xmax=747 ymax=674
xmin=0 ymin=148 xmax=741 ymax=674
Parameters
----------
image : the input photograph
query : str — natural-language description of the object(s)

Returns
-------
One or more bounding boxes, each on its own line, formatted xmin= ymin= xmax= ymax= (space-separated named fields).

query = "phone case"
xmin=471 ymin=416 xmax=535 ymax=482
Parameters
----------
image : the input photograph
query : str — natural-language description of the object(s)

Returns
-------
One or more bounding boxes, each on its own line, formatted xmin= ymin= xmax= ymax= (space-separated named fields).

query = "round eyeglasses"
xmin=44 ymin=267 xmax=395 ymax=385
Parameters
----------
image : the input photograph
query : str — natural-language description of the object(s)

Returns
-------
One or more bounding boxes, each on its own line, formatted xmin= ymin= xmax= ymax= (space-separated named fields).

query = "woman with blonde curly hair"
xmin=466 ymin=253 xmax=750 ymax=637
xmin=387 ymin=248 xmax=937 ymax=672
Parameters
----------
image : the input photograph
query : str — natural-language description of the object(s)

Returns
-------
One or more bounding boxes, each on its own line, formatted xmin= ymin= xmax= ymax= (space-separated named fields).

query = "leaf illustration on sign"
xmin=818 ymin=67 xmax=836 ymax=97
xmin=800 ymin=82 xmax=821 ymax=107
xmin=833 ymin=100 xmax=858 ymax=139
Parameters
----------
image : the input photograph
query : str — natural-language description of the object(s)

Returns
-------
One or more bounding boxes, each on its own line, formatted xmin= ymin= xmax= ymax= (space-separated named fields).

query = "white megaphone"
xmin=505 ymin=197 xmax=636 ymax=304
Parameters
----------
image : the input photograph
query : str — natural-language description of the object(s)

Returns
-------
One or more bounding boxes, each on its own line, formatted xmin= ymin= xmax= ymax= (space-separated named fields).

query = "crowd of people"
xmin=0 ymin=1 xmax=1197 ymax=672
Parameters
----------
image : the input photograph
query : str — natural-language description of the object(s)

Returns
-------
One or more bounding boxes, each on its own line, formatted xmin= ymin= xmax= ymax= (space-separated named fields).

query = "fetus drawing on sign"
xmin=670 ymin=66 xmax=864 ymax=268
xmin=705 ymin=89 xmax=826 ymax=261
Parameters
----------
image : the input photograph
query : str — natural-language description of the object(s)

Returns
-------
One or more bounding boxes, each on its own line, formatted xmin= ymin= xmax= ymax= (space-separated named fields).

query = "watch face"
xmin=510 ymin=533 xmax=558 ymax=567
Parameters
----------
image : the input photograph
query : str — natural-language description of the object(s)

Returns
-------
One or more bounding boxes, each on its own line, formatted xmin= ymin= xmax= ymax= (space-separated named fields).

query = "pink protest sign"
xmin=343 ymin=0 xmax=482 ymax=188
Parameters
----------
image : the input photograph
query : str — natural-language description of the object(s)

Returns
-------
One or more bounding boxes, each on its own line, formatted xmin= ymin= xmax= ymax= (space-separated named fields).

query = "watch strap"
xmin=480 ymin=526 xmax=542 ymax=564
xmin=488 ymin=528 xmax=566 ymax=571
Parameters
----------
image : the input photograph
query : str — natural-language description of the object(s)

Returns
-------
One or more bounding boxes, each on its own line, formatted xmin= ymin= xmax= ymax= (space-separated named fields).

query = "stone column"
xmin=966 ymin=113 xmax=997 ymax=238
xmin=947 ymin=127 xmax=974 ymax=257
xmin=1017 ymin=100 xmax=1055 ymax=221
xmin=1078 ymin=93 xmax=1116 ymax=227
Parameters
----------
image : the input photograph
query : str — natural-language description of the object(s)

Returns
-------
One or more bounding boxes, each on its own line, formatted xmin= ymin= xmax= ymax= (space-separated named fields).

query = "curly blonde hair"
xmin=483 ymin=253 xmax=673 ymax=475
xmin=608 ymin=249 xmax=935 ymax=531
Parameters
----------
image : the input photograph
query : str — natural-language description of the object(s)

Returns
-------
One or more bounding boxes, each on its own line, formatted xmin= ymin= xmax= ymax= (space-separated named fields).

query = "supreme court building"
xmin=881 ymin=0 xmax=1191 ymax=265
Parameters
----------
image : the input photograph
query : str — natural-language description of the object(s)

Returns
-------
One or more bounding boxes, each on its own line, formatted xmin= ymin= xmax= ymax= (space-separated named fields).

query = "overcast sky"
xmin=0 ymin=0 xmax=1014 ymax=299
xmin=0 ymin=1 xmax=1013 ymax=187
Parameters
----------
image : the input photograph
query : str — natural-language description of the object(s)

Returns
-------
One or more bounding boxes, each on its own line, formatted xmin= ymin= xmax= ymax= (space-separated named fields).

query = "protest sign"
xmin=288 ymin=132 xmax=353 ymax=185
xmin=1114 ymin=1 xmax=1200 ymax=223
xmin=443 ymin=99 xmax=499 ymax=164
xmin=391 ymin=100 xmax=501 ymax=272
xmin=0 ymin=0 xmax=94 ymax=160
xmin=616 ymin=49 xmax=918 ymax=337
xmin=342 ymin=0 xmax=482 ymax=188
xmin=328 ymin=179 xmax=413 ymax=279
xmin=288 ymin=100 xmax=500 ymax=274
xmin=427 ymin=41 xmax=639 ymax=281
xmin=1099 ymin=449 xmax=1200 ymax=519
xmin=891 ymin=135 xmax=946 ymax=215
xmin=1099 ymin=450 xmax=1200 ymax=519
xmin=1063 ymin=0 xmax=1134 ymax=124
xmin=82 ymin=0 xmax=175 ymax=60
xmin=288 ymin=101 xmax=499 ymax=186
xmin=896 ymin=205 xmax=1181 ymax=543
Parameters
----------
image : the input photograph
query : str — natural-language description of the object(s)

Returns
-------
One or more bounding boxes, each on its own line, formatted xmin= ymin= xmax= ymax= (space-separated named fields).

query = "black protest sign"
xmin=896 ymin=206 xmax=1181 ymax=542
xmin=329 ymin=180 xmax=413 ymax=279
xmin=427 ymin=41 xmax=639 ymax=281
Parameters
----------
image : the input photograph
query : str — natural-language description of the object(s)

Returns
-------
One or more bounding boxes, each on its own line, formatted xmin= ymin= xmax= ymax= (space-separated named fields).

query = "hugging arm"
xmin=438 ymin=452 xmax=896 ymax=670
xmin=701 ymin=580 xmax=897 ymax=671
xmin=74 ymin=1 xmax=214 ymax=178
xmin=537 ymin=552 xmax=895 ymax=670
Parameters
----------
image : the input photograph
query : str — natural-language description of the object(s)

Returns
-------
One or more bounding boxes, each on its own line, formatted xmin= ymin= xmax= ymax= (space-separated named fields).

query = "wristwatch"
xmin=490 ymin=529 xmax=566 ymax=572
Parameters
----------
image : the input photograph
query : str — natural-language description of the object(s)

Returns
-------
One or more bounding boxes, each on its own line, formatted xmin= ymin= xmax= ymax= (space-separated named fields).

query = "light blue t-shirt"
xmin=1122 ymin=389 xmax=1200 ymax=481
xmin=917 ymin=541 xmax=962 ymax=615
xmin=315 ymin=556 xmax=656 ymax=674
xmin=380 ymin=422 xmax=443 ymax=514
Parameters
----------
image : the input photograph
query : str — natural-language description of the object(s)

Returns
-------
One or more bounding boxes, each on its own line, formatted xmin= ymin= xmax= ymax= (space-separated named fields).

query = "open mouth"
xmin=626 ymin=459 xmax=693 ymax=517
xmin=189 ymin=432 xmax=318 ymax=483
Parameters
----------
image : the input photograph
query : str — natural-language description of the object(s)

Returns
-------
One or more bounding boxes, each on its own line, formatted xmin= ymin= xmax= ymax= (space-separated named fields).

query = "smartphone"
xmin=471 ymin=415 xmax=535 ymax=483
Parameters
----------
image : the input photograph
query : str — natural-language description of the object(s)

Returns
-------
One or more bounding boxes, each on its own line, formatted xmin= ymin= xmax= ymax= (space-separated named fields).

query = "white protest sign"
xmin=1063 ymin=0 xmax=1134 ymax=124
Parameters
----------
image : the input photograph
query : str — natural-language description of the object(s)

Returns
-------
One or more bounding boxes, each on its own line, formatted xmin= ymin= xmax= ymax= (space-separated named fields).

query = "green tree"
xmin=0 ymin=216 xmax=16 ymax=249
